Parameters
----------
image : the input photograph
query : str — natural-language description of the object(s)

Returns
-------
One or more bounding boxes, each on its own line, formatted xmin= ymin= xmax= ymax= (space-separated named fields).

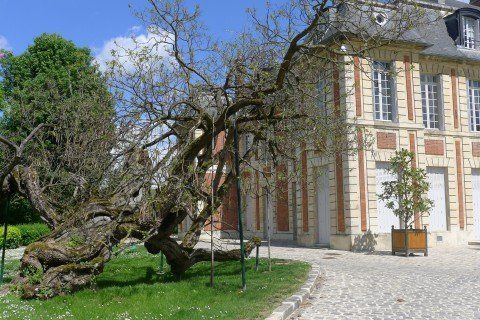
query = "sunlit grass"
xmin=0 ymin=247 xmax=309 ymax=320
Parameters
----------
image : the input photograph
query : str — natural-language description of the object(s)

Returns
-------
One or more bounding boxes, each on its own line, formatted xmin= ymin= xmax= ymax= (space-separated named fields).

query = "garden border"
xmin=265 ymin=263 xmax=322 ymax=320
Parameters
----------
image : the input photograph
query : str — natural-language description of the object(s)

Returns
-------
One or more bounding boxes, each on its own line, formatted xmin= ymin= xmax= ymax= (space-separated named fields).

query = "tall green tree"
xmin=0 ymin=33 xmax=114 ymax=141
xmin=0 ymin=34 xmax=116 ymax=216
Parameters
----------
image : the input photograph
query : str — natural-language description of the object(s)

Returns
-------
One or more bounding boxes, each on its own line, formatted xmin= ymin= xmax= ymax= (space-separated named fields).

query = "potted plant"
xmin=378 ymin=149 xmax=433 ymax=256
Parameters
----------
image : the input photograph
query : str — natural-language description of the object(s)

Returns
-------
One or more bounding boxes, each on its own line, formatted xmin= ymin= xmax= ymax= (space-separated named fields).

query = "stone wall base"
xmin=181 ymin=229 xmax=473 ymax=252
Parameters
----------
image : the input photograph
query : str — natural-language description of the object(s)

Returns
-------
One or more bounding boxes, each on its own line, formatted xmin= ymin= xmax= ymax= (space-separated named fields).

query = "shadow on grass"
xmin=95 ymin=256 xmax=283 ymax=290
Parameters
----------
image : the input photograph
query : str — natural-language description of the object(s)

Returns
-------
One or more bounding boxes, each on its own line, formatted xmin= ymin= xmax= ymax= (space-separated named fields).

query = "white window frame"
xmin=372 ymin=61 xmax=395 ymax=122
xmin=468 ymin=79 xmax=480 ymax=132
xmin=463 ymin=16 xmax=478 ymax=49
xmin=421 ymin=74 xmax=443 ymax=130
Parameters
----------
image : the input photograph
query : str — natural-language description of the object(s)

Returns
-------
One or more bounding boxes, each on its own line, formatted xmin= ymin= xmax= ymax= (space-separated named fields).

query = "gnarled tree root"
xmin=145 ymin=235 xmax=262 ymax=276
xmin=11 ymin=239 xmax=111 ymax=299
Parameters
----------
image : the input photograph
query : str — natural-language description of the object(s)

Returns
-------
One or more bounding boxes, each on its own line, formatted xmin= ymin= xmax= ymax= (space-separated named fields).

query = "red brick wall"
xmin=404 ymin=56 xmax=414 ymax=121
xmin=425 ymin=139 xmax=445 ymax=156
xmin=377 ymin=132 xmax=397 ymax=150
xmin=203 ymin=172 xmax=228 ymax=231
xmin=451 ymin=69 xmax=459 ymax=129
xmin=222 ymin=184 xmax=238 ymax=231
xmin=255 ymin=171 xmax=260 ymax=230
xmin=301 ymin=144 xmax=309 ymax=232
xmin=455 ymin=140 xmax=465 ymax=229
xmin=276 ymin=164 xmax=289 ymax=232
xmin=357 ymin=131 xmax=367 ymax=232
xmin=472 ymin=142 xmax=480 ymax=157
xmin=213 ymin=131 xmax=226 ymax=155
xmin=332 ymin=53 xmax=341 ymax=112
xmin=354 ymin=56 xmax=363 ymax=117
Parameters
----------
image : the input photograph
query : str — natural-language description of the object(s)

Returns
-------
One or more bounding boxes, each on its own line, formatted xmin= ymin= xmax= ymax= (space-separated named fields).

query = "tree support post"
xmin=255 ymin=245 xmax=259 ymax=271
xmin=0 ymin=197 xmax=9 ymax=285
xmin=160 ymin=253 xmax=164 ymax=273
xmin=233 ymin=117 xmax=246 ymax=291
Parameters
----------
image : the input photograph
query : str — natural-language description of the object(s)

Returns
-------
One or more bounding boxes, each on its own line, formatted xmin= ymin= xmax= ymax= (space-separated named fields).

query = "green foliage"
xmin=23 ymin=265 xmax=44 ymax=285
xmin=0 ymin=248 xmax=309 ymax=320
xmin=16 ymin=223 xmax=50 ymax=246
xmin=378 ymin=149 xmax=434 ymax=228
xmin=0 ymin=223 xmax=50 ymax=248
xmin=66 ymin=235 xmax=85 ymax=248
xmin=0 ymin=225 xmax=22 ymax=249
xmin=0 ymin=34 xmax=112 ymax=136
xmin=0 ymin=33 xmax=116 ymax=207
xmin=0 ymin=196 xmax=42 ymax=225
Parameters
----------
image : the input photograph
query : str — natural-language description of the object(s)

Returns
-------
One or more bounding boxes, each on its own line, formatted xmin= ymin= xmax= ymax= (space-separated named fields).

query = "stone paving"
xmin=260 ymin=244 xmax=480 ymax=320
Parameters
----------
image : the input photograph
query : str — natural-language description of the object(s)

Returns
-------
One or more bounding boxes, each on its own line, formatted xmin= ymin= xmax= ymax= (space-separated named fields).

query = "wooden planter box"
xmin=391 ymin=226 xmax=428 ymax=256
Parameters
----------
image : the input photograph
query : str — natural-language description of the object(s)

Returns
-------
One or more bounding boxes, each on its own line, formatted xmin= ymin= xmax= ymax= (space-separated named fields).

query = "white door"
xmin=316 ymin=167 xmax=330 ymax=245
xmin=376 ymin=162 xmax=400 ymax=232
xmin=427 ymin=167 xmax=448 ymax=231
xmin=473 ymin=170 xmax=480 ymax=240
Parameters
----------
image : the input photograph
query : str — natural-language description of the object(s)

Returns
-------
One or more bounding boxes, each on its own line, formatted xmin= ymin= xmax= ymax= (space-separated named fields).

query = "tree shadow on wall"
xmin=351 ymin=230 xmax=378 ymax=253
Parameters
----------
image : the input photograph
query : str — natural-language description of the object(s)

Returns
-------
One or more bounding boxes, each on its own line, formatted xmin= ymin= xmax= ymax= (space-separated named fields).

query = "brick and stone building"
xmin=180 ymin=0 xmax=480 ymax=250
xmin=232 ymin=0 xmax=480 ymax=251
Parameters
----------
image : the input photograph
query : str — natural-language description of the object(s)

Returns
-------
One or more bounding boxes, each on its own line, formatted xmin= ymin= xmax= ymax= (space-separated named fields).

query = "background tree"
xmin=0 ymin=0 xmax=431 ymax=299
xmin=378 ymin=149 xmax=434 ymax=229
xmin=0 ymin=34 xmax=116 ymax=217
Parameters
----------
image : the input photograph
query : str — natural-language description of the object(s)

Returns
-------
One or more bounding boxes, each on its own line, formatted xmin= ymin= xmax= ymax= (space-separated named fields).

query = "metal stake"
xmin=233 ymin=117 xmax=246 ymax=291
xmin=160 ymin=253 xmax=164 ymax=273
xmin=210 ymin=124 xmax=215 ymax=288
xmin=0 ymin=197 xmax=9 ymax=284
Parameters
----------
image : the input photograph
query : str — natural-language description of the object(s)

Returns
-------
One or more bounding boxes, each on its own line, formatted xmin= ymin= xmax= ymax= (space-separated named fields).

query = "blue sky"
xmin=0 ymin=0 xmax=280 ymax=56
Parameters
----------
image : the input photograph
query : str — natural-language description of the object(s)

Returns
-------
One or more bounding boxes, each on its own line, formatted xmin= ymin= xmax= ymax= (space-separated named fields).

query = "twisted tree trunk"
xmin=11 ymin=201 xmax=139 ymax=299
xmin=145 ymin=235 xmax=261 ymax=276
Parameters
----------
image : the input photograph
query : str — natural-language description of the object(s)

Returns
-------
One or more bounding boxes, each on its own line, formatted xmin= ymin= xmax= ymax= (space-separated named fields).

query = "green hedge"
xmin=16 ymin=223 xmax=50 ymax=246
xmin=0 ymin=196 xmax=42 ymax=225
xmin=0 ymin=223 xmax=50 ymax=249
xmin=0 ymin=226 xmax=22 ymax=249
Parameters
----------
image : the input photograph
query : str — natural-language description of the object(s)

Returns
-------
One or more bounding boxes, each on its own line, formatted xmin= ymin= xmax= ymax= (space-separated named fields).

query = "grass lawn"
xmin=0 ymin=247 xmax=310 ymax=320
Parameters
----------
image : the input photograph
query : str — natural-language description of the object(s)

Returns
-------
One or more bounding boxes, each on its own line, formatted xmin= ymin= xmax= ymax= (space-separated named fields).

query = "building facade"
xmin=236 ymin=0 xmax=480 ymax=251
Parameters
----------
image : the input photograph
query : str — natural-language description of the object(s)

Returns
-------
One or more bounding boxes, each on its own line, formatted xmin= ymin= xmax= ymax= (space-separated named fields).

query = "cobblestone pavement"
xmin=260 ymin=244 xmax=480 ymax=320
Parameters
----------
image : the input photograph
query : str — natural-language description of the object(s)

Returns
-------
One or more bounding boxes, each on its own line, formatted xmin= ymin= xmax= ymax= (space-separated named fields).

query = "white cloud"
xmin=0 ymin=35 xmax=11 ymax=51
xmin=94 ymin=27 xmax=173 ymax=73
xmin=128 ymin=25 xmax=143 ymax=34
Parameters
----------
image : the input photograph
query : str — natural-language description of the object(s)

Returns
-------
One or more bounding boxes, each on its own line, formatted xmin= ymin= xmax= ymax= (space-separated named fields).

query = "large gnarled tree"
xmin=0 ymin=0 xmax=429 ymax=298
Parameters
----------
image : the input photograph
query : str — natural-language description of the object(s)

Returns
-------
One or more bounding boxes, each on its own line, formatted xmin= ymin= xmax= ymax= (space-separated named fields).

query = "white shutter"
xmin=376 ymin=162 xmax=400 ymax=233
xmin=427 ymin=167 xmax=448 ymax=231
xmin=316 ymin=167 xmax=330 ymax=245
xmin=472 ymin=170 xmax=480 ymax=240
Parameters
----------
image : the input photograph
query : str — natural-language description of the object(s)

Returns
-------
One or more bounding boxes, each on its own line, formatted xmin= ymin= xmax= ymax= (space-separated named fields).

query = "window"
xmin=421 ymin=74 xmax=442 ymax=129
xmin=463 ymin=16 xmax=478 ymax=49
xmin=244 ymin=134 xmax=254 ymax=154
xmin=317 ymin=78 xmax=328 ymax=115
xmin=372 ymin=61 xmax=395 ymax=121
xmin=468 ymin=79 xmax=480 ymax=132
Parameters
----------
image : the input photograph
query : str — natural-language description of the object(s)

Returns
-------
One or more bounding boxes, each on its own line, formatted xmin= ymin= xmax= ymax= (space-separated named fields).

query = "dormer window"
xmin=463 ymin=16 xmax=478 ymax=49
xmin=445 ymin=8 xmax=480 ymax=50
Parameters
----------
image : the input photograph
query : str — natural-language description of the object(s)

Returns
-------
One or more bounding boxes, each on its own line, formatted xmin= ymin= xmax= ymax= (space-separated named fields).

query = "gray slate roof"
xmin=321 ymin=0 xmax=480 ymax=62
